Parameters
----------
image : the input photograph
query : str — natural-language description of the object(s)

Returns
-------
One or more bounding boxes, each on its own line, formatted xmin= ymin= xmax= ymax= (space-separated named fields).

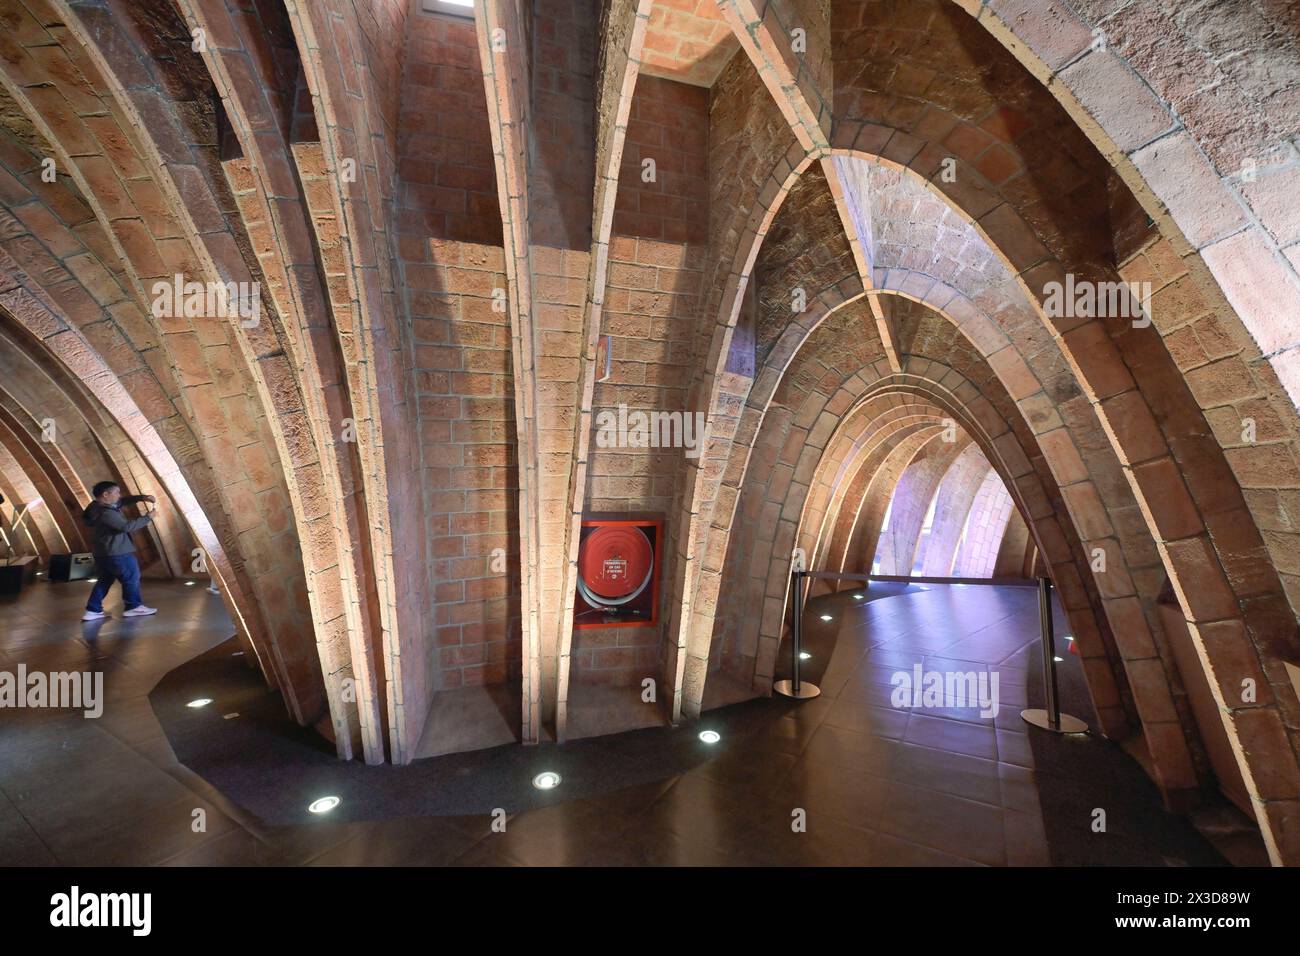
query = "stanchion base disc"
xmin=1021 ymin=708 xmax=1088 ymax=734
xmin=774 ymin=679 xmax=821 ymax=700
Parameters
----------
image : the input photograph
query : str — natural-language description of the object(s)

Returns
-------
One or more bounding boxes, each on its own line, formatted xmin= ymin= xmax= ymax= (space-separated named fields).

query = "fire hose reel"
xmin=574 ymin=518 xmax=662 ymax=628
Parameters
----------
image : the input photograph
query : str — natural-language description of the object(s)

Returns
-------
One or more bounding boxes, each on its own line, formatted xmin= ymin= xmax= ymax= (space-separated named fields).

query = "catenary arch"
xmin=0 ymin=23 xmax=325 ymax=727
xmin=705 ymin=288 xmax=1136 ymax=713
xmin=951 ymin=465 xmax=1017 ymax=578
xmin=713 ymin=363 xmax=1131 ymax=740
xmin=809 ymin=414 xmax=951 ymax=580
xmin=0 ymin=319 xmax=193 ymax=577
xmin=871 ymin=431 xmax=978 ymax=575
xmin=830 ymin=0 xmax=1300 ymax=623
xmin=683 ymin=271 xmax=1192 ymax=794
xmin=693 ymin=274 xmax=1244 ymax=825
xmin=675 ymin=120 xmax=1299 ymax=859
xmin=820 ymin=422 xmax=968 ymax=582
xmin=917 ymin=443 xmax=1003 ymax=577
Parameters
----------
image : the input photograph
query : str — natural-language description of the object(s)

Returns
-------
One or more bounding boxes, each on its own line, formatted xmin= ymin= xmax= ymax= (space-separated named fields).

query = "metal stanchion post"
xmin=1021 ymin=576 xmax=1086 ymax=733
xmin=775 ymin=568 xmax=820 ymax=700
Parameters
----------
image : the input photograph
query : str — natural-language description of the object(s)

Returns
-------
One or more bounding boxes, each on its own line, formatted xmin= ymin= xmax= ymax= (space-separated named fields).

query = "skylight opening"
xmin=421 ymin=0 xmax=474 ymax=19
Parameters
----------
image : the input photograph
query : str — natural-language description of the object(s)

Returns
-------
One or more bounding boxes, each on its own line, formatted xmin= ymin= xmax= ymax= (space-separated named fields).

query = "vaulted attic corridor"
xmin=0 ymin=0 xmax=1298 ymax=881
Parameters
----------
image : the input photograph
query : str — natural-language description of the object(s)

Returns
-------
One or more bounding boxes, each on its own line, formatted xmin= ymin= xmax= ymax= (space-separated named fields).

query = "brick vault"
xmin=0 ymin=0 xmax=1297 ymax=864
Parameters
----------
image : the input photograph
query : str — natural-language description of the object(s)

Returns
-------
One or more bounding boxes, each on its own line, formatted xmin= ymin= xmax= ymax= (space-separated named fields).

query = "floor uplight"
xmin=308 ymin=796 xmax=340 ymax=814
xmin=532 ymin=771 xmax=562 ymax=790
xmin=187 ymin=698 xmax=213 ymax=708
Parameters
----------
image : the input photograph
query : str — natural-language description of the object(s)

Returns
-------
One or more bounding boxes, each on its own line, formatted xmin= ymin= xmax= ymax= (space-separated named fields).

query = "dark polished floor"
xmin=0 ymin=573 xmax=1247 ymax=865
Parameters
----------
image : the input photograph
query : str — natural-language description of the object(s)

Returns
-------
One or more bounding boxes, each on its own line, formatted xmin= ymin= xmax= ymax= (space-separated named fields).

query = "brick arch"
xmin=797 ymin=377 xmax=1068 ymax=615
xmin=872 ymin=431 xmax=976 ymax=575
xmin=951 ymin=465 xmax=1016 ymax=578
xmin=796 ymin=403 xmax=951 ymax=581
xmin=915 ymin=442 xmax=995 ymax=577
xmin=835 ymin=0 xmax=1300 ymax=474
xmin=0 ymin=388 xmax=91 ymax=538
xmin=0 ymin=4 xmax=336 ymax=735
xmin=60 ymin=0 xmax=381 ymax=754
xmin=662 ymin=146 xmax=818 ymax=721
xmin=677 ymin=0 xmax=1298 ymax=862
xmin=819 ymin=421 xmax=954 ymax=580
xmin=0 ymin=403 xmax=89 ymax=554
xmin=0 ymin=436 xmax=62 ymax=559
xmin=719 ymin=363 xmax=1132 ymax=744
xmin=668 ymin=180 xmax=1186 ymax=753
xmin=950 ymin=0 xmax=1300 ymax=412
xmin=0 ymin=321 xmax=192 ymax=578
xmin=803 ymin=410 xmax=947 ymax=577
xmin=283 ymin=0 xmax=453 ymax=763
xmin=826 ymin=7 xmax=1300 ymax=859
xmin=0 ymin=285 xmax=265 ymax=667
xmin=870 ymin=268 xmax=1172 ymax=611
xmin=923 ymin=452 xmax=988 ymax=578
xmin=843 ymin=163 xmax=1295 ymax=686
xmin=833 ymin=157 xmax=1300 ymax=853
xmin=174 ymin=0 xmax=390 ymax=763
xmin=697 ymin=277 xmax=1236 ymax=813
xmin=686 ymin=269 xmax=1180 ymax=767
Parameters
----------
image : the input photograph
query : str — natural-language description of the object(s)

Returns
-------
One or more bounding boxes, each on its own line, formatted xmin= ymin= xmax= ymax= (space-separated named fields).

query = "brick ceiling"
xmin=640 ymin=0 xmax=740 ymax=88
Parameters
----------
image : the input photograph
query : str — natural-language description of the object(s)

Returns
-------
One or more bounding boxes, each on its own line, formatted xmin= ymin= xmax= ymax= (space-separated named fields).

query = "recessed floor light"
xmin=820 ymin=614 xmax=833 ymax=621
xmin=799 ymin=651 xmax=811 ymax=660
xmin=532 ymin=771 xmax=561 ymax=790
xmin=1053 ymin=655 xmax=1064 ymax=662
xmin=852 ymin=593 xmax=863 ymax=600
xmin=88 ymin=578 xmax=98 ymax=583
xmin=308 ymin=796 xmax=340 ymax=814
xmin=186 ymin=698 xmax=213 ymax=708
xmin=698 ymin=729 xmax=721 ymax=744
xmin=185 ymin=581 xmax=196 ymax=586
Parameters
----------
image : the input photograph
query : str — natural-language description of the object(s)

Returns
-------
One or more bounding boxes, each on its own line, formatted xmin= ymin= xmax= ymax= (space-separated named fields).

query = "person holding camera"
xmin=81 ymin=481 xmax=158 ymax=620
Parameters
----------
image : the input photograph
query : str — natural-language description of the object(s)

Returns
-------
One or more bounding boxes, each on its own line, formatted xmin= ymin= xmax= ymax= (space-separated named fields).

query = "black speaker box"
xmin=0 ymin=556 xmax=37 ymax=595
xmin=48 ymin=552 xmax=95 ymax=582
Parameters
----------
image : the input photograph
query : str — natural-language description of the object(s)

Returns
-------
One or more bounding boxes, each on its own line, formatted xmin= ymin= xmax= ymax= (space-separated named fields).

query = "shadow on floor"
xmin=152 ymin=638 xmax=756 ymax=825
xmin=1020 ymin=602 xmax=1232 ymax=866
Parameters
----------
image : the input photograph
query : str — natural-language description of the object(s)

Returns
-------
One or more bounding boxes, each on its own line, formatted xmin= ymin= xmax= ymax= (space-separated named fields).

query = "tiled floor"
xmin=0 ymin=575 xmax=1233 ymax=865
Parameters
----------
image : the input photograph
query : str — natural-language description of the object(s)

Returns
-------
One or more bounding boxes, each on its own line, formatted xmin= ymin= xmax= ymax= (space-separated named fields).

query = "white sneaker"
xmin=81 ymin=610 xmax=107 ymax=621
xmin=122 ymin=605 xmax=158 ymax=617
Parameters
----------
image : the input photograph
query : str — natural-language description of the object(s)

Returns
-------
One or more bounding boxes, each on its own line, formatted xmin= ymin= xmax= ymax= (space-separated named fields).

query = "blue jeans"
xmin=86 ymin=554 xmax=143 ymax=612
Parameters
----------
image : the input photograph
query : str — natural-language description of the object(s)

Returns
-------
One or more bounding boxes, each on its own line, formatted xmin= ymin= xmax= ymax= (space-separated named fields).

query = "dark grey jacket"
xmin=82 ymin=497 xmax=152 ymax=557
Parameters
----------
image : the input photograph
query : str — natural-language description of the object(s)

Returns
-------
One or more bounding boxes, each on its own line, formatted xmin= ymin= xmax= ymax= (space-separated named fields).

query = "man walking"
xmin=81 ymin=481 xmax=158 ymax=621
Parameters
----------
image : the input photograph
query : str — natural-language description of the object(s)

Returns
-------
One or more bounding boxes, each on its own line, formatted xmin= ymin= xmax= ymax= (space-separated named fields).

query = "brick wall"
xmin=612 ymin=74 xmax=708 ymax=243
xmin=407 ymin=238 xmax=520 ymax=689
xmin=397 ymin=11 xmax=517 ymax=692
xmin=529 ymin=0 xmax=597 ymax=250
xmin=398 ymin=12 xmax=501 ymax=245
